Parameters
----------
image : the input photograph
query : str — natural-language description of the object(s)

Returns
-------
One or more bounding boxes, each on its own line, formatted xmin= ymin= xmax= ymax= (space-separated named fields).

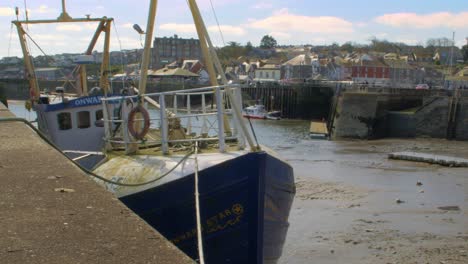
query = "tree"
xmin=426 ymin=37 xmax=454 ymax=48
xmin=217 ymin=41 xmax=247 ymax=64
xmin=340 ymin=42 xmax=354 ymax=53
xmin=245 ymin=41 xmax=253 ymax=53
xmin=260 ymin=35 xmax=277 ymax=49
xmin=462 ymin=44 xmax=468 ymax=63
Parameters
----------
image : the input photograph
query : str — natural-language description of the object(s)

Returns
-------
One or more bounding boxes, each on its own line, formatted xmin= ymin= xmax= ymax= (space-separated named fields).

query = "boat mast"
xmin=12 ymin=0 xmax=113 ymax=99
xmin=13 ymin=23 xmax=39 ymax=101
xmin=187 ymin=0 xmax=227 ymax=85
xmin=138 ymin=0 xmax=158 ymax=95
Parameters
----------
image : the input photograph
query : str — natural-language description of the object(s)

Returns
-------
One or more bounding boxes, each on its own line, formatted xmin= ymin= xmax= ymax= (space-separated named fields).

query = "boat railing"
xmin=100 ymin=84 xmax=249 ymax=154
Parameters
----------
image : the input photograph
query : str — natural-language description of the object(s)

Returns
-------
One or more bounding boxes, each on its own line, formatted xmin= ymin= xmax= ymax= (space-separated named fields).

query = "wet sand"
xmin=277 ymin=138 xmax=468 ymax=264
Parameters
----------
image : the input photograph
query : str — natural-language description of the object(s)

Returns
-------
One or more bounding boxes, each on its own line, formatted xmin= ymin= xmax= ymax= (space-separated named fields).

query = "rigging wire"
xmin=112 ymin=20 xmax=126 ymax=90
xmin=208 ymin=0 xmax=225 ymax=47
xmin=7 ymin=24 xmax=14 ymax=58
xmin=22 ymin=30 xmax=76 ymax=90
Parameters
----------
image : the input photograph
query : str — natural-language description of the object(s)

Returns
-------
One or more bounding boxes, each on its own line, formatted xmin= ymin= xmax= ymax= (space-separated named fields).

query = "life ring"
xmin=127 ymin=105 xmax=150 ymax=140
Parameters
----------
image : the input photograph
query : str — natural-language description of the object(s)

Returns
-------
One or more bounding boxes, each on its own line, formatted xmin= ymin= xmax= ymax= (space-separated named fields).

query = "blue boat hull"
xmin=119 ymin=151 xmax=295 ymax=264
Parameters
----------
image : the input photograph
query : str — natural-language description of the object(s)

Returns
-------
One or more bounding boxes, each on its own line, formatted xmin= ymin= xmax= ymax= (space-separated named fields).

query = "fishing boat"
xmin=13 ymin=1 xmax=295 ymax=264
xmin=11 ymin=3 xmax=116 ymax=167
xmin=243 ymin=104 xmax=281 ymax=120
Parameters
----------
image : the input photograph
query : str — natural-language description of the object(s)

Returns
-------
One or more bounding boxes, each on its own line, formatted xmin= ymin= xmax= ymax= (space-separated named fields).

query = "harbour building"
xmin=152 ymin=34 xmax=202 ymax=69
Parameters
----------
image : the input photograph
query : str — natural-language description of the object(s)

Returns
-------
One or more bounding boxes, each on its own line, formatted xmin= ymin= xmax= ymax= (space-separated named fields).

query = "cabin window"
xmin=77 ymin=111 xmax=90 ymax=129
xmin=95 ymin=110 xmax=104 ymax=127
xmin=57 ymin=112 xmax=72 ymax=130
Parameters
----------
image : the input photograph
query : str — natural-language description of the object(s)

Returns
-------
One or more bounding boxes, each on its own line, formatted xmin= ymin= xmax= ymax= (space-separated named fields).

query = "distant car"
xmin=415 ymin=84 xmax=429 ymax=90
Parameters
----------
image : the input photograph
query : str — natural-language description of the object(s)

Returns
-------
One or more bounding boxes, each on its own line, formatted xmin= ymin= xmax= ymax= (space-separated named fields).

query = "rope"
xmin=112 ymin=20 xmax=126 ymax=89
xmin=247 ymin=117 xmax=260 ymax=150
xmin=208 ymin=0 xmax=225 ymax=46
xmin=194 ymin=141 xmax=206 ymax=264
xmin=8 ymin=24 xmax=13 ymax=57
xmin=0 ymin=117 xmax=193 ymax=187
xmin=22 ymin=30 xmax=76 ymax=91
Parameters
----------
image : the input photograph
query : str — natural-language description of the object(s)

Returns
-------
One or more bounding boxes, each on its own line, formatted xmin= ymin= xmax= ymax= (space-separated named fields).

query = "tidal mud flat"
xmin=277 ymin=138 xmax=468 ymax=264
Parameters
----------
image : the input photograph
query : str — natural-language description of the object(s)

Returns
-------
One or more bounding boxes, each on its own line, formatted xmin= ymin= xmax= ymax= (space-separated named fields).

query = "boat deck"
xmin=0 ymin=103 xmax=194 ymax=264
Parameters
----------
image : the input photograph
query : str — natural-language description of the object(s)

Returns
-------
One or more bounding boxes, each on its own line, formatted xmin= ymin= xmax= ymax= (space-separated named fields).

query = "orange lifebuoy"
xmin=127 ymin=105 xmax=150 ymax=140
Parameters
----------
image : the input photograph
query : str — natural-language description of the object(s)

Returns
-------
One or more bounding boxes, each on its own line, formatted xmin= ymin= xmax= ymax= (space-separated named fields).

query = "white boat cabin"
xmin=34 ymin=94 xmax=106 ymax=152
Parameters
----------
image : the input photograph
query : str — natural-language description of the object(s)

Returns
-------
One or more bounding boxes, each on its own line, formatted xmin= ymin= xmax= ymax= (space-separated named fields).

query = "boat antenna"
xmin=58 ymin=0 xmax=73 ymax=21
xmin=15 ymin=7 xmax=19 ymax=21
xmin=23 ymin=1 xmax=29 ymax=29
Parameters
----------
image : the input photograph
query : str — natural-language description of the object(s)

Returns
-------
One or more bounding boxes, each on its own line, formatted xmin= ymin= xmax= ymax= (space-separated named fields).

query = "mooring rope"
xmin=0 ymin=117 xmax=193 ymax=187
xmin=194 ymin=141 xmax=206 ymax=264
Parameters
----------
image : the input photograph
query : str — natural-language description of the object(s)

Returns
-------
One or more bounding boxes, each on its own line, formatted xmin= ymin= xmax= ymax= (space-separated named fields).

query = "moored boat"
xmin=13 ymin=1 xmax=295 ymax=263
xmin=243 ymin=104 xmax=281 ymax=120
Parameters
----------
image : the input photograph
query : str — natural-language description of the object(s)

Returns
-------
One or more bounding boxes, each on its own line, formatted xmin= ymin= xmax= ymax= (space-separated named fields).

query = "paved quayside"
xmin=0 ymin=103 xmax=194 ymax=264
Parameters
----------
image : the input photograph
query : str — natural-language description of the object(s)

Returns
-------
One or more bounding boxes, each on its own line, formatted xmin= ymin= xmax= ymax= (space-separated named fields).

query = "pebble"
xmin=437 ymin=206 xmax=460 ymax=211
xmin=395 ymin=199 xmax=404 ymax=204
xmin=54 ymin=188 xmax=75 ymax=193
xmin=416 ymin=181 xmax=423 ymax=186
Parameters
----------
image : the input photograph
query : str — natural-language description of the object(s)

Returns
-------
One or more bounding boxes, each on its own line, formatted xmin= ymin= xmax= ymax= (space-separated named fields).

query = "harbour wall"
xmin=331 ymin=88 xmax=468 ymax=140
xmin=242 ymin=82 xmax=334 ymax=119
xmin=0 ymin=103 xmax=193 ymax=264
xmin=1 ymin=78 xmax=336 ymax=119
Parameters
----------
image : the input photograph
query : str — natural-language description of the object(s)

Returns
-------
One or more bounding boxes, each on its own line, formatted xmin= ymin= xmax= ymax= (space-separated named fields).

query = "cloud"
xmin=356 ymin=22 xmax=367 ymax=28
xmin=269 ymin=31 xmax=291 ymax=40
xmin=248 ymin=9 xmax=354 ymax=34
xmin=56 ymin=24 xmax=82 ymax=32
xmin=251 ymin=2 xmax=273 ymax=9
xmin=159 ymin=23 xmax=196 ymax=33
xmin=375 ymin=12 xmax=468 ymax=29
xmin=159 ymin=23 xmax=245 ymax=36
xmin=122 ymin=23 xmax=134 ymax=29
xmin=208 ymin=25 xmax=245 ymax=36
xmin=34 ymin=5 xmax=56 ymax=14
xmin=0 ymin=7 xmax=14 ymax=16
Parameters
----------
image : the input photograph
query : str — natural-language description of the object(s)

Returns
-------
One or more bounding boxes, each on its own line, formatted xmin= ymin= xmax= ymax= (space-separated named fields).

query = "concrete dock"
xmin=0 ymin=103 xmax=193 ymax=263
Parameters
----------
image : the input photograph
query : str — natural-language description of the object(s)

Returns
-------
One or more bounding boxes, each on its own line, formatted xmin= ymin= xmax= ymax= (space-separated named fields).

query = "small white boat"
xmin=242 ymin=104 xmax=281 ymax=120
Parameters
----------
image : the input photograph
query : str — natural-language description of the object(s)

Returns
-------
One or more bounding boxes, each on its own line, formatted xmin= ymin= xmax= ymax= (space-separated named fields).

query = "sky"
xmin=0 ymin=0 xmax=467 ymax=58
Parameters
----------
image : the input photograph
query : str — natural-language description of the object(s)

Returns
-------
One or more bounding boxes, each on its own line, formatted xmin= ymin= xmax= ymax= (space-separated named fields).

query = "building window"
xmin=272 ymin=71 xmax=276 ymax=78
xmin=260 ymin=72 xmax=263 ymax=78
xmin=266 ymin=72 xmax=270 ymax=78
xmin=57 ymin=112 xmax=72 ymax=130
xmin=77 ymin=111 xmax=90 ymax=129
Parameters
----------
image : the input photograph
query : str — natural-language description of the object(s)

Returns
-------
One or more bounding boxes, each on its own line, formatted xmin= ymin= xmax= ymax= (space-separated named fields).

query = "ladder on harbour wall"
xmin=447 ymin=89 xmax=460 ymax=139
xmin=327 ymin=84 xmax=342 ymax=137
